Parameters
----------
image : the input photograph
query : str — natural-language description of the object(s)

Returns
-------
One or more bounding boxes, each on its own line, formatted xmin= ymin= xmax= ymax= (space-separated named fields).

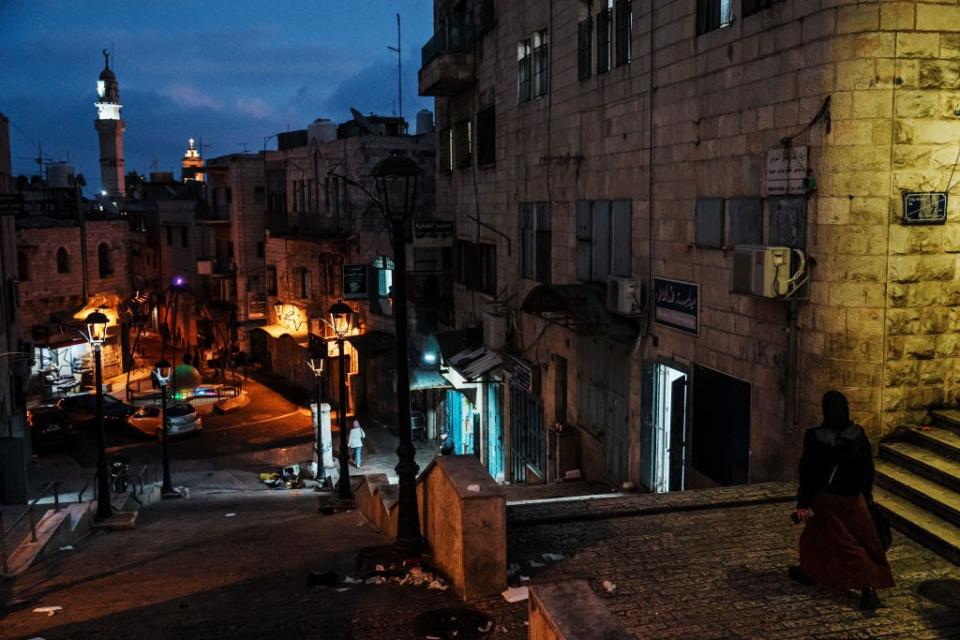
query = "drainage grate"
xmin=414 ymin=607 xmax=494 ymax=639
xmin=917 ymin=579 xmax=960 ymax=609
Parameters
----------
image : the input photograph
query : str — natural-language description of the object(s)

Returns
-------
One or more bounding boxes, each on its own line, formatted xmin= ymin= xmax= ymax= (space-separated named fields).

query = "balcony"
xmin=419 ymin=23 xmax=476 ymax=97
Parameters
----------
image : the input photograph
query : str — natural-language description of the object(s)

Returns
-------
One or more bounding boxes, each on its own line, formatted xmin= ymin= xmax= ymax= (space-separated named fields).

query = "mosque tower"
xmin=94 ymin=49 xmax=125 ymax=198
xmin=181 ymin=138 xmax=205 ymax=183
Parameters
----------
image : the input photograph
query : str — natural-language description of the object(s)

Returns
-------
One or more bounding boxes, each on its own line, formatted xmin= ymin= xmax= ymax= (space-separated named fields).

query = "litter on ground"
xmin=33 ymin=606 xmax=63 ymax=617
xmin=225 ymin=513 xmax=236 ymax=518
xmin=502 ymin=586 xmax=529 ymax=603
xmin=603 ymin=580 xmax=617 ymax=593
xmin=466 ymin=483 xmax=480 ymax=492
xmin=542 ymin=553 xmax=565 ymax=561
xmin=528 ymin=559 xmax=544 ymax=568
xmin=59 ymin=545 xmax=74 ymax=551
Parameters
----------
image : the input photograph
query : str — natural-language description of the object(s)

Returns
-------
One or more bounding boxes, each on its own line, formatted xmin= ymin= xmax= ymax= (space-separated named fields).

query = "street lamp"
xmin=371 ymin=153 xmax=423 ymax=553
xmin=305 ymin=353 xmax=326 ymax=485
xmin=154 ymin=358 xmax=178 ymax=497
xmin=328 ymin=300 xmax=354 ymax=502
xmin=84 ymin=309 xmax=112 ymax=521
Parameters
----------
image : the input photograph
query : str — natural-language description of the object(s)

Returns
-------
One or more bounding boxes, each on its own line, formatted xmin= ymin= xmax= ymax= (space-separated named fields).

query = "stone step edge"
xmin=901 ymin=425 xmax=960 ymax=452
xmin=875 ymin=489 xmax=960 ymax=565
xmin=879 ymin=442 xmax=960 ymax=489
xmin=875 ymin=464 xmax=960 ymax=522
xmin=509 ymin=490 xmax=796 ymax=527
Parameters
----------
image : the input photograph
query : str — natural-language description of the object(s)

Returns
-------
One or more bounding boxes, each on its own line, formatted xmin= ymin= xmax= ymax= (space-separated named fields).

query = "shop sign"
xmin=902 ymin=192 xmax=947 ymax=225
xmin=342 ymin=264 xmax=368 ymax=299
xmin=765 ymin=146 xmax=808 ymax=195
xmin=413 ymin=219 xmax=454 ymax=247
xmin=653 ymin=277 xmax=699 ymax=336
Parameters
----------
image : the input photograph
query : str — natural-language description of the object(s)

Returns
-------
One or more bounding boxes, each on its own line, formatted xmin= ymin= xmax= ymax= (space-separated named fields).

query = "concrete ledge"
xmin=213 ymin=391 xmax=250 ymax=415
xmin=529 ymin=581 xmax=631 ymax=640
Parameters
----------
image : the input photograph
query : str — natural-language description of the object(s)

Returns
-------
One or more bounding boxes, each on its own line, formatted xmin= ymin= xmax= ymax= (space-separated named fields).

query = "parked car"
xmin=126 ymin=403 xmax=202 ymax=441
xmin=58 ymin=393 xmax=136 ymax=427
xmin=27 ymin=405 xmax=78 ymax=450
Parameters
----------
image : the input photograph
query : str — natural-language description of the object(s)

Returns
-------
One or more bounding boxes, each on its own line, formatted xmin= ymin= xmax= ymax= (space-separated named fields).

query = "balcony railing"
xmin=421 ymin=23 xmax=475 ymax=67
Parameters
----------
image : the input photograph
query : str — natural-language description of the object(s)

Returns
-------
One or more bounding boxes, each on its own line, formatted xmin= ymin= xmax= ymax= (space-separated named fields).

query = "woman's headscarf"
xmin=821 ymin=390 xmax=850 ymax=430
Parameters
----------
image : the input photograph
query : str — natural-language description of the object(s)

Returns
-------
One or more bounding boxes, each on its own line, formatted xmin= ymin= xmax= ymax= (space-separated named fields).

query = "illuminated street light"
xmin=305 ymin=353 xmax=327 ymax=484
xmin=83 ymin=309 xmax=112 ymax=521
xmin=328 ymin=300 xmax=354 ymax=502
xmin=371 ymin=153 xmax=423 ymax=554
xmin=153 ymin=358 xmax=179 ymax=498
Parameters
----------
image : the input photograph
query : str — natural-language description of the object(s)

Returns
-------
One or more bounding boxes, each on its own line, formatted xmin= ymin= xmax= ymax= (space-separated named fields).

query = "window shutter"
xmin=611 ymin=199 xmax=632 ymax=277
xmin=576 ymin=200 xmax=592 ymax=281
xmin=591 ymin=200 xmax=612 ymax=282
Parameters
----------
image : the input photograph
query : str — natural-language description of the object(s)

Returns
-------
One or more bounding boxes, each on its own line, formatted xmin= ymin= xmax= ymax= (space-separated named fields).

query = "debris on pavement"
xmin=603 ymin=580 xmax=617 ymax=593
xmin=415 ymin=607 xmax=494 ymax=638
xmin=542 ymin=553 xmax=565 ymax=562
xmin=427 ymin=580 xmax=448 ymax=591
xmin=32 ymin=606 xmax=63 ymax=617
xmin=225 ymin=513 xmax=236 ymax=517
xmin=466 ymin=483 xmax=481 ymax=492
xmin=343 ymin=577 xmax=362 ymax=584
xmin=59 ymin=545 xmax=74 ymax=551
xmin=502 ymin=586 xmax=529 ymax=603
xmin=306 ymin=571 xmax=340 ymax=587
xmin=261 ymin=464 xmax=308 ymax=489
xmin=528 ymin=559 xmax=544 ymax=568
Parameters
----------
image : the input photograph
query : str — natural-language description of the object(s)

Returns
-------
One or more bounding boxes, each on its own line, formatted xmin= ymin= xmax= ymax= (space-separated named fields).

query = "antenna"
xmin=238 ymin=142 xmax=249 ymax=153
xmin=387 ymin=13 xmax=402 ymax=124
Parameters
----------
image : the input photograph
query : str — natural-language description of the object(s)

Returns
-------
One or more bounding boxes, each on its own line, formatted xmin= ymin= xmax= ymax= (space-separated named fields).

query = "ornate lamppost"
xmin=305 ymin=352 xmax=327 ymax=484
xmin=371 ymin=154 xmax=423 ymax=553
xmin=153 ymin=358 xmax=178 ymax=497
xmin=83 ymin=309 xmax=112 ymax=520
xmin=328 ymin=300 xmax=354 ymax=503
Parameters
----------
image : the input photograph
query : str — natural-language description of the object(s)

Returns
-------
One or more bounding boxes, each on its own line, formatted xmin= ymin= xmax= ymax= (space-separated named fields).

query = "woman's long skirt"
xmin=799 ymin=493 xmax=894 ymax=590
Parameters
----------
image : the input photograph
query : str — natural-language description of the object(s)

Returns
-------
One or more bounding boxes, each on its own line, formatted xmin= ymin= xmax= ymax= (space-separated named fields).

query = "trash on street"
xmin=32 ymin=606 xmax=63 ymax=617
xmin=502 ymin=586 xmax=529 ymax=603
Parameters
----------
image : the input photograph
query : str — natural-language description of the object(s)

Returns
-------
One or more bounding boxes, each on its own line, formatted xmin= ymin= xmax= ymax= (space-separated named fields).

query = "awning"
xmin=255 ymin=324 xmax=309 ymax=347
xmin=409 ymin=367 xmax=453 ymax=391
xmin=521 ymin=283 xmax=640 ymax=343
xmin=347 ymin=331 xmax=395 ymax=355
xmin=447 ymin=346 xmax=503 ymax=382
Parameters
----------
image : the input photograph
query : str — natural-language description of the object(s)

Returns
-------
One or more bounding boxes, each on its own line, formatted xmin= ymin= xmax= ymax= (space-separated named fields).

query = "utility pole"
xmin=388 ymin=13 xmax=402 ymax=125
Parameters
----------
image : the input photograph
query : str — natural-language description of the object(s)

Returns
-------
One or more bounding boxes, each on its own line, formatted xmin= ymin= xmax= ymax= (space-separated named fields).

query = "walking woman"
xmin=791 ymin=390 xmax=894 ymax=610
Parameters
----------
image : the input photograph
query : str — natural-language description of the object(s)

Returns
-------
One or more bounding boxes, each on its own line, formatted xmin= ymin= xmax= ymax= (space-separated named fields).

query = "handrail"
xmin=1 ymin=481 xmax=63 ymax=554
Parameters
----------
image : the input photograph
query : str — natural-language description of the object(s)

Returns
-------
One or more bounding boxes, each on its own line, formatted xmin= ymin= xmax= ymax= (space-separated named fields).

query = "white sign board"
xmin=765 ymin=146 xmax=808 ymax=195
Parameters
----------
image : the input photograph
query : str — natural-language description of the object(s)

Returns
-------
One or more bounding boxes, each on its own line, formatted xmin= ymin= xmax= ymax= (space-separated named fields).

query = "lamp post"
xmin=328 ymin=300 xmax=354 ymax=502
xmin=84 ymin=309 xmax=112 ymax=521
xmin=372 ymin=153 xmax=423 ymax=553
xmin=306 ymin=353 xmax=325 ymax=484
xmin=154 ymin=358 xmax=177 ymax=497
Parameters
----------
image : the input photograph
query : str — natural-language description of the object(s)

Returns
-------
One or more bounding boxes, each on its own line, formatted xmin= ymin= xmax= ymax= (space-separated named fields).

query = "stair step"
xmin=875 ymin=460 xmax=960 ymax=525
xmin=879 ymin=441 xmax=960 ymax=492
xmin=875 ymin=487 xmax=960 ymax=565
xmin=900 ymin=425 xmax=960 ymax=462
xmin=932 ymin=409 xmax=960 ymax=433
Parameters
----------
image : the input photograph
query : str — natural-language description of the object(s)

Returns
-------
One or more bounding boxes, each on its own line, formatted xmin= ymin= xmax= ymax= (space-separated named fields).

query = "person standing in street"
xmin=348 ymin=420 xmax=366 ymax=468
xmin=791 ymin=390 xmax=894 ymax=610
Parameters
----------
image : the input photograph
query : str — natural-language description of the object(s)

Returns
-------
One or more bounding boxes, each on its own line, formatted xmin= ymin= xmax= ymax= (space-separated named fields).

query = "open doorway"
xmin=642 ymin=361 xmax=688 ymax=493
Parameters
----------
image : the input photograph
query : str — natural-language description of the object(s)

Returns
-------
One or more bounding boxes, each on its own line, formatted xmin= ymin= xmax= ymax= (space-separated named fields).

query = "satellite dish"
xmin=350 ymin=108 xmax=377 ymax=136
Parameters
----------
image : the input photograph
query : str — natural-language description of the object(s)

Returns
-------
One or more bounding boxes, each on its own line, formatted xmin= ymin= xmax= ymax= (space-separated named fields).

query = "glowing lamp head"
xmin=172 ymin=276 xmax=185 ymax=287
xmin=307 ymin=355 xmax=325 ymax=378
xmin=84 ymin=309 xmax=109 ymax=345
xmin=371 ymin=153 xmax=421 ymax=222
xmin=101 ymin=190 xmax=108 ymax=196
xmin=328 ymin=300 xmax=353 ymax=339
xmin=154 ymin=358 xmax=172 ymax=385
xmin=422 ymin=351 xmax=437 ymax=365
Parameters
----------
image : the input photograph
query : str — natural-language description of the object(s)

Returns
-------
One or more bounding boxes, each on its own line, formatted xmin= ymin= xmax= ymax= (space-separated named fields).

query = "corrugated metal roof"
xmin=410 ymin=367 xmax=453 ymax=391
xmin=448 ymin=346 xmax=503 ymax=382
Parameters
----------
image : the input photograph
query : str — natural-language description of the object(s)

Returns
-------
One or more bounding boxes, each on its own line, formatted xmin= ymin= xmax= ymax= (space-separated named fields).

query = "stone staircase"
xmin=875 ymin=409 xmax=960 ymax=564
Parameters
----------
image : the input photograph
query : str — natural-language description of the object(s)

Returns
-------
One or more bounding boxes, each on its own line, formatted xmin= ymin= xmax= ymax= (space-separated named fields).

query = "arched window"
xmin=98 ymin=243 xmax=113 ymax=278
xmin=56 ymin=247 xmax=70 ymax=274
xmin=16 ymin=249 xmax=30 ymax=281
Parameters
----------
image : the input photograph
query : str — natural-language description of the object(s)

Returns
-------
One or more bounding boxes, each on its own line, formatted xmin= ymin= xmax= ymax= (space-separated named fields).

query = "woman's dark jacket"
xmin=796 ymin=424 xmax=875 ymax=510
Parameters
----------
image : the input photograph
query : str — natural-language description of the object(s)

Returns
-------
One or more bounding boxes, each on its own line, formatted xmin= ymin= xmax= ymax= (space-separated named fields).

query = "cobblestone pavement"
xmin=4 ymin=485 xmax=960 ymax=639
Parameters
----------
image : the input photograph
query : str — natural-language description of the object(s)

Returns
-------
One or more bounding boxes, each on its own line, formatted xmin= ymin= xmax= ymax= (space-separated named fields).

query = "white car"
xmin=127 ymin=403 xmax=202 ymax=441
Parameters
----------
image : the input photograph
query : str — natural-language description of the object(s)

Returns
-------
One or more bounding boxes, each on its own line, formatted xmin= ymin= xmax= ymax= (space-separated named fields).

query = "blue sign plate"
xmin=903 ymin=192 xmax=947 ymax=225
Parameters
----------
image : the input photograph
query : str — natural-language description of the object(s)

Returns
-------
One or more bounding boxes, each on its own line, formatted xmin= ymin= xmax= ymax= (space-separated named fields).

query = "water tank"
xmin=415 ymin=110 xmax=434 ymax=135
xmin=47 ymin=163 xmax=75 ymax=188
xmin=308 ymin=118 xmax=337 ymax=144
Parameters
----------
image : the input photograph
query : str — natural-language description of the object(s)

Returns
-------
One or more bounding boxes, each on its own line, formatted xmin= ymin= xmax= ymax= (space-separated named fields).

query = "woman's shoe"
xmin=859 ymin=587 xmax=881 ymax=610
xmin=788 ymin=565 xmax=813 ymax=586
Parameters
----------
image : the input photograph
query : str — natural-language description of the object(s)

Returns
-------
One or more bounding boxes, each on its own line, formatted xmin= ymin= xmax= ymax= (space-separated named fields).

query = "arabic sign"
xmin=902 ymin=192 xmax=947 ymax=225
xmin=0 ymin=194 xmax=23 ymax=216
xmin=765 ymin=146 xmax=808 ymax=195
xmin=653 ymin=277 xmax=699 ymax=336
xmin=413 ymin=219 xmax=454 ymax=247
xmin=342 ymin=264 xmax=368 ymax=299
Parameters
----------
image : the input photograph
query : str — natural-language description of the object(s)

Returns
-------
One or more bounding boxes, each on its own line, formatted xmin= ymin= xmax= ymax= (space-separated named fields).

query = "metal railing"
xmin=421 ymin=23 xmax=476 ymax=67
xmin=1 ymin=481 xmax=63 ymax=576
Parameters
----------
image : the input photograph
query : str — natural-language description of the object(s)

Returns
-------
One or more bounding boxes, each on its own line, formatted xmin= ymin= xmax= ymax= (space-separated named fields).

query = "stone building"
xmin=257 ymin=117 xmax=442 ymax=421
xmin=423 ymin=0 xmax=960 ymax=491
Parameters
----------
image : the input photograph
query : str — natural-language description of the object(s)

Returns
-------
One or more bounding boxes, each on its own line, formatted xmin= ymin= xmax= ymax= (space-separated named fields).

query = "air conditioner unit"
xmin=606 ymin=276 xmax=646 ymax=316
xmin=732 ymin=245 xmax=806 ymax=298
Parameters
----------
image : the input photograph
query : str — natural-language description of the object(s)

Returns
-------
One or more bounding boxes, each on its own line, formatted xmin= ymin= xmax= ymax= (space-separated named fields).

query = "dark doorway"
xmin=691 ymin=365 xmax=750 ymax=485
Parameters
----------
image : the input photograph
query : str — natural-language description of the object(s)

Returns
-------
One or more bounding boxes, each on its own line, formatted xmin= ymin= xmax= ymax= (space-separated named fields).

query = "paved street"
xmin=4 ymin=484 xmax=960 ymax=639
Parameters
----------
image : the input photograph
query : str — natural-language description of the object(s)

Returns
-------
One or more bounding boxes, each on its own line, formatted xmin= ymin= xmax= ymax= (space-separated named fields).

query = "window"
xmin=318 ymin=253 xmax=341 ymax=296
xmin=519 ymin=202 xmax=552 ymax=283
xmin=297 ymin=267 xmax=310 ymax=299
xmin=257 ymin=242 xmax=265 ymax=258
xmin=596 ymin=2 xmax=613 ymax=74
xmin=697 ymin=0 xmax=733 ymax=34
xmin=254 ymin=186 xmax=265 ymax=205
xmin=266 ymin=266 xmax=277 ymax=296
xmin=439 ymin=128 xmax=454 ymax=173
xmin=56 ymin=247 xmax=70 ymax=274
xmin=370 ymin=256 xmax=394 ymax=316
xmin=742 ymin=0 xmax=773 ymax=17
xmin=226 ymin=187 xmax=232 ymax=203
xmin=533 ymin=30 xmax=549 ymax=97
xmin=578 ymin=17 xmax=592 ymax=80
xmin=326 ymin=176 xmax=344 ymax=216
xmin=576 ymin=199 xmax=632 ymax=283
xmin=97 ymin=242 xmax=113 ymax=278
xmin=227 ymin=241 xmax=234 ymax=258
xmin=181 ymin=227 xmax=189 ymax=248
xmin=166 ymin=226 xmax=173 ymax=246
xmin=455 ymin=119 xmax=473 ymax=169
xmin=477 ymin=106 xmax=496 ymax=167
xmin=455 ymin=239 xmax=497 ymax=295
xmin=16 ymin=250 xmax=30 ymax=281
xmin=615 ymin=0 xmax=632 ymax=66
xmin=517 ymin=40 xmax=532 ymax=103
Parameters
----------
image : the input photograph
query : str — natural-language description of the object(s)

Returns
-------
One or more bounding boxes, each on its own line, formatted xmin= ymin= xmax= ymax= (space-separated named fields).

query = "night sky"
xmin=0 ymin=1 xmax=434 ymax=194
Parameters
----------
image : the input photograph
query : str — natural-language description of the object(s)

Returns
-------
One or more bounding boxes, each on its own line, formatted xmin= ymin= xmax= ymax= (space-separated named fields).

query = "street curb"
xmin=508 ymin=492 xmax=796 ymax=527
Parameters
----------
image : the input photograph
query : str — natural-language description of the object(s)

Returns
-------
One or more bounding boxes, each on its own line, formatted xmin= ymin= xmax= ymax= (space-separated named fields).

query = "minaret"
xmin=181 ymin=138 xmax=205 ymax=183
xmin=94 ymin=48 xmax=125 ymax=198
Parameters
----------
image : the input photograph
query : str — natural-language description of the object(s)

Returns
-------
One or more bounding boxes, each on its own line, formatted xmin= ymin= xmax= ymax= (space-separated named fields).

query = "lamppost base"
xmin=161 ymin=487 xmax=183 ymax=499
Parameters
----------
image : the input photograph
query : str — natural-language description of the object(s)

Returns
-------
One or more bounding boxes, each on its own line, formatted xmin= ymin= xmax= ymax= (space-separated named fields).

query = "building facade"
xmin=423 ymin=0 xmax=960 ymax=489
